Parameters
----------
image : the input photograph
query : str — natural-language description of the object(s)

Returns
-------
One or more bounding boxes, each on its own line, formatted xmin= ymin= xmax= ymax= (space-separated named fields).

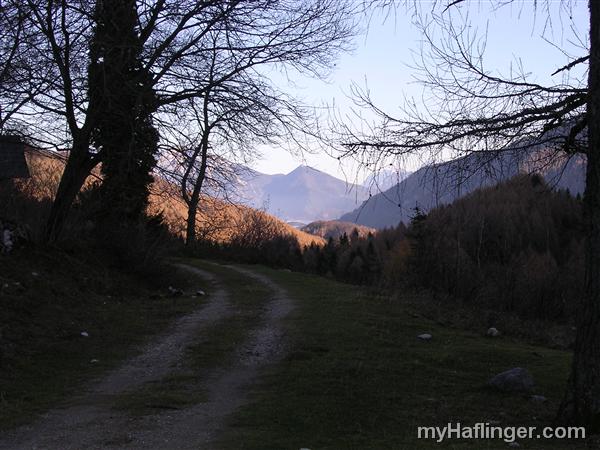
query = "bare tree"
xmin=154 ymin=2 xmax=357 ymax=246
xmin=0 ymin=0 xmax=356 ymax=241
xmin=0 ymin=3 xmax=33 ymax=131
xmin=156 ymin=32 xmax=274 ymax=246
xmin=230 ymin=207 xmax=283 ymax=250
xmin=562 ymin=0 xmax=600 ymax=430
xmin=340 ymin=0 xmax=600 ymax=428
xmin=341 ymin=2 xmax=587 ymax=166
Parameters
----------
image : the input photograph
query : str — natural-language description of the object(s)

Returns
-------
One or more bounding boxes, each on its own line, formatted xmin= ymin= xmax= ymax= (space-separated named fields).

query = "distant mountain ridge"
xmin=233 ymin=165 xmax=368 ymax=224
xmin=363 ymin=169 xmax=411 ymax=191
xmin=339 ymin=149 xmax=586 ymax=229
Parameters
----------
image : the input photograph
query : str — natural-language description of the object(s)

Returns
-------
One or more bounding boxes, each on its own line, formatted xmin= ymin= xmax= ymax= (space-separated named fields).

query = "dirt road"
xmin=0 ymin=263 xmax=294 ymax=450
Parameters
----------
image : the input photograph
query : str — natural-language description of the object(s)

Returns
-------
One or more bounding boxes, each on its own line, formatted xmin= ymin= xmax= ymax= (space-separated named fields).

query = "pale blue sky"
xmin=253 ymin=0 xmax=590 ymax=183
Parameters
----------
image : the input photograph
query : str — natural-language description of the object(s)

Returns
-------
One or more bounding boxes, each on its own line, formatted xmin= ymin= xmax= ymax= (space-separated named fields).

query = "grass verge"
xmin=0 ymin=248 xmax=204 ymax=429
xmin=217 ymin=266 xmax=584 ymax=450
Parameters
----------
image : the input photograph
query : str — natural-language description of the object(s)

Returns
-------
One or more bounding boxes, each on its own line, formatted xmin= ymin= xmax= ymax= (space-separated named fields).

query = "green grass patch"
xmin=0 ymin=249 xmax=205 ymax=429
xmin=183 ymin=260 xmax=272 ymax=370
xmin=217 ymin=266 xmax=583 ymax=450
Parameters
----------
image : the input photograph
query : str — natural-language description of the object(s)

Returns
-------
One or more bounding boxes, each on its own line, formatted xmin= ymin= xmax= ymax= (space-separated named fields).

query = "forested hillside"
xmin=2 ymin=0 xmax=599 ymax=444
xmin=306 ymin=175 xmax=584 ymax=321
xmin=301 ymin=219 xmax=375 ymax=240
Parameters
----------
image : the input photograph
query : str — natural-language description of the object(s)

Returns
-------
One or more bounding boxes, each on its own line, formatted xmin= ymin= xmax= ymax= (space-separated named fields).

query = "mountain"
xmin=339 ymin=149 xmax=586 ymax=229
xmin=363 ymin=169 xmax=411 ymax=192
xmin=301 ymin=220 xmax=376 ymax=240
xmin=233 ymin=165 xmax=368 ymax=224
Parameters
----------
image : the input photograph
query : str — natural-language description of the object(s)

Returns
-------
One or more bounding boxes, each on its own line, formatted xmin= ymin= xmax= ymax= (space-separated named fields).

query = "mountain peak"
xmin=233 ymin=163 xmax=368 ymax=223
xmin=288 ymin=165 xmax=319 ymax=175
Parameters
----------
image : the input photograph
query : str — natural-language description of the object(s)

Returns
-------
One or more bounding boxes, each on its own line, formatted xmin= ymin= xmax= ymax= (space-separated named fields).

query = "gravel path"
xmin=0 ymin=263 xmax=294 ymax=450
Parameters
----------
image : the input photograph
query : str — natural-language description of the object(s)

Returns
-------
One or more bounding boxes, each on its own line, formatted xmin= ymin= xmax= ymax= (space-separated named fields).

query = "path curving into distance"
xmin=0 ymin=263 xmax=294 ymax=450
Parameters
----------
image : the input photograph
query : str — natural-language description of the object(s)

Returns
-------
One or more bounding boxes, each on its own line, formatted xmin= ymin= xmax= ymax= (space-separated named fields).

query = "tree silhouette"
xmin=88 ymin=0 xmax=158 ymax=225
xmin=343 ymin=0 xmax=600 ymax=428
xmin=0 ymin=0 xmax=357 ymax=241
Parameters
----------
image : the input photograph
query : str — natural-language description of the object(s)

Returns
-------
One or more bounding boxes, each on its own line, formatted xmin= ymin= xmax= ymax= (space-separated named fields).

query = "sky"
xmin=251 ymin=0 xmax=590 ymax=184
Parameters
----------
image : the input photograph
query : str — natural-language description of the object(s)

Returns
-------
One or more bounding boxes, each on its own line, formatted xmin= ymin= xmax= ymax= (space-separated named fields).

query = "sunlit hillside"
xmin=19 ymin=149 xmax=325 ymax=247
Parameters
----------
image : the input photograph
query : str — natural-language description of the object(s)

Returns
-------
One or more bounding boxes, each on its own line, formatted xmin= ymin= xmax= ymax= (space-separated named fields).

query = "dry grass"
xmin=149 ymin=179 xmax=325 ymax=247
xmin=18 ymin=149 xmax=324 ymax=247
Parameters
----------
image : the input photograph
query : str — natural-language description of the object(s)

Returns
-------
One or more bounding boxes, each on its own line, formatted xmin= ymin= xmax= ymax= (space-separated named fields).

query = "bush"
xmin=0 ymin=179 xmax=50 ymax=242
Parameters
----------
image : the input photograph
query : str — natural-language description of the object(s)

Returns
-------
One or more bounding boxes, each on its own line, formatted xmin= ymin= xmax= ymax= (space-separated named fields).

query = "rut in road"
xmin=0 ymin=263 xmax=294 ymax=450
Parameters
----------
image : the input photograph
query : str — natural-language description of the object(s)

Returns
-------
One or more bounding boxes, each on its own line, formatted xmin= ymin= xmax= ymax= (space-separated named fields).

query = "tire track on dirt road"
xmin=117 ymin=264 xmax=295 ymax=449
xmin=0 ymin=263 xmax=294 ymax=450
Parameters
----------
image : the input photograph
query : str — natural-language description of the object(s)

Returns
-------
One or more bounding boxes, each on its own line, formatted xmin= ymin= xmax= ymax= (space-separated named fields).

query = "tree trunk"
xmin=185 ymin=190 xmax=200 ymax=246
xmin=557 ymin=0 xmax=600 ymax=430
xmin=184 ymin=142 xmax=208 ymax=247
xmin=44 ymin=141 xmax=94 ymax=243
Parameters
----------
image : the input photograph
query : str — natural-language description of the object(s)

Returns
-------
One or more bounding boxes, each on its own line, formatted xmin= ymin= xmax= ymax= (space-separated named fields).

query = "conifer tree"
xmin=88 ymin=0 xmax=158 ymax=225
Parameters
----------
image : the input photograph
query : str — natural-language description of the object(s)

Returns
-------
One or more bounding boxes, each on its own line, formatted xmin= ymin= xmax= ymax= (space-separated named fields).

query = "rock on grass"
xmin=487 ymin=367 xmax=535 ymax=393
